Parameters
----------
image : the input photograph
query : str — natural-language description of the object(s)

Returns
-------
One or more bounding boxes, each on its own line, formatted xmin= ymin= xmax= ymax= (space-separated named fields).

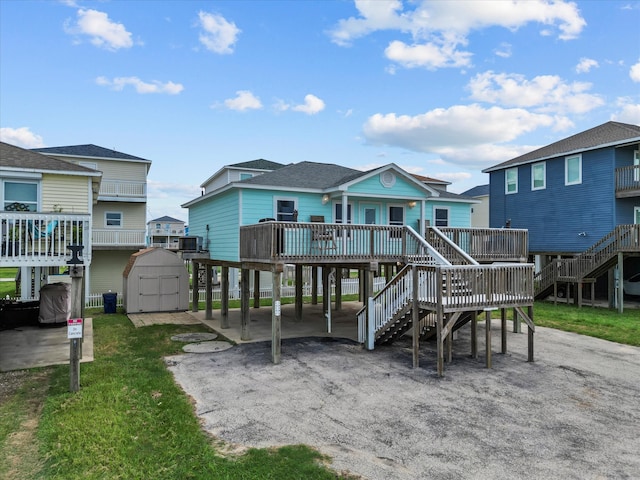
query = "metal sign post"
xmin=67 ymin=245 xmax=84 ymax=392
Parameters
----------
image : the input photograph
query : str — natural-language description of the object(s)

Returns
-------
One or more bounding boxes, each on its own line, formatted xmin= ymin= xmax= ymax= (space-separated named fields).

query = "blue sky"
xmin=1 ymin=0 xmax=639 ymax=222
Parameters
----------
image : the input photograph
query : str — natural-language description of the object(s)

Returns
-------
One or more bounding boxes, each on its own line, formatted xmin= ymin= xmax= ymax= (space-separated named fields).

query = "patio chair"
xmin=309 ymin=216 xmax=337 ymax=254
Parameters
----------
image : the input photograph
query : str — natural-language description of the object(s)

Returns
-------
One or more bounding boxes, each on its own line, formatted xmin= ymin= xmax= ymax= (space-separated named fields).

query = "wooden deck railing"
xmin=358 ymin=263 xmax=534 ymax=343
xmin=424 ymin=227 xmax=478 ymax=265
xmin=432 ymin=227 xmax=528 ymax=262
xmin=534 ymin=224 xmax=640 ymax=297
xmin=0 ymin=212 xmax=91 ymax=266
xmin=92 ymin=228 xmax=146 ymax=247
xmin=99 ymin=179 xmax=147 ymax=198
xmin=240 ymin=222 xmax=449 ymax=265
xmin=615 ymin=165 xmax=640 ymax=198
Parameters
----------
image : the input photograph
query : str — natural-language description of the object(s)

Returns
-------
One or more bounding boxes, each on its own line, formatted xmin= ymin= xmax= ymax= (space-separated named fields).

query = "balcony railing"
xmin=615 ymin=165 xmax=640 ymax=198
xmin=99 ymin=180 xmax=146 ymax=199
xmin=241 ymin=222 xmax=452 ymax=265
xmin=429 ymin=227 xmax=528 ymax=262
xmin=0 ymin=212 xmax=91 ymax=266
xmin=92 ymin=229 xmax=146 ymax=247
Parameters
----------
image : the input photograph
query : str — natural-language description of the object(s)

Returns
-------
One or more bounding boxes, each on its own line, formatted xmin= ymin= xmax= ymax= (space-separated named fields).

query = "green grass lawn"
xmin=0 ymin=314 xmax=349 ymax=480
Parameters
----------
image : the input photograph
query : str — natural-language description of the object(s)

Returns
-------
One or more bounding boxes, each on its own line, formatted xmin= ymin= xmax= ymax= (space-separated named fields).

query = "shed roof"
xmin=483 ymin=121 xmax=640 ymax=173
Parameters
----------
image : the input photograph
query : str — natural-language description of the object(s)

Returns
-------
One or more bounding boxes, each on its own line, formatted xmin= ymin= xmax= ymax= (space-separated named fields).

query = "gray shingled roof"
xmin=32 ymin=144 xmax=150 ymax=162
xmin=149 ymin=216 xmax=184 ymax=223
xmin=229 ymin=159 xmax=286 ymax=170
xmin=1 ymin=141 xmax=100 ymax=174
xmin=483 ymin=121 xmax=640 ymax=173
xmin=239 ymin=161 xmax=364 ymax=189
xmin=461 ymin=184 xmax=490 ymax=197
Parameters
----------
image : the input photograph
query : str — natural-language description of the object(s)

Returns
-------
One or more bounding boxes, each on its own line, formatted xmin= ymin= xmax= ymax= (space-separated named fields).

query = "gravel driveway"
xmin=166 ymin=321 xmax=640 ymax=480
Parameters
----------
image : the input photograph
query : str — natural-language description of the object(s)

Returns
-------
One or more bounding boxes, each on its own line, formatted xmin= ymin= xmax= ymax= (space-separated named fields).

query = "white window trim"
xmin=565 ymin=154 xmax=582 ymax=186
xmin=531 ymin=162 xmax=546 ymax=191
xmin=388 ymin=204 xmax=405 ymax=226
xmin=2 ymin=179 xmax=40 ymax=211
xmin=273 ymin=197 xmax=297 ymax=221
xmin=634 ymin=150 xmax=639 ymax=182
xmin=105 ymin=211 xmax=123 ymax=228
xmin=505 ymin=167 xmax=518 ymax=194
xmin=634 ymin=206 xmax=640 ymax=225
xmin=433 ymin=206 xmax=450 ymax=227
xmin=333 ymin=202 xmax=353 ymax=224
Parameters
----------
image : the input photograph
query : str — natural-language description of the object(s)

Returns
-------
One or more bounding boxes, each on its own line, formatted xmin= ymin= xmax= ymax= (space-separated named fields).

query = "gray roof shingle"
xmin=149 ymin=216 xmax=184 ymax=223
xmin=1 ymin=141 xmax=100 ymax=174
xmin=32 ymin=144 xmax=150 ymax=162
xmin=229 ymin=159 xmax=286 ymax=170
xmin=483 ymin=121 xmax=640 ymax=172
xmin=239 ymin=161 xmax=364 ymax=189
xmin=461 ymin=184 xmax=490 ymax=197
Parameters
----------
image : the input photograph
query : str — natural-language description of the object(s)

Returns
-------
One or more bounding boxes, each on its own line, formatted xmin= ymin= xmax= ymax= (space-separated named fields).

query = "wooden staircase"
xmin=534 ymin=225 xmax=640 ymax=300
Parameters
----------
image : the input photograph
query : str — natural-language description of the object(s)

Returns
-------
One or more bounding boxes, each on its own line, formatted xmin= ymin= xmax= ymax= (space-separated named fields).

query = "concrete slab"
xmin=167 ymin=321 xmax=640 ymax=480
xmin=182 ymin=341 xmax=233 ymax=353
xmin=171 ymin=332 xmax=218 ymax=342
xmin=0 ymin=318 xmax=94 ymax=372
xmin=128 ymin=311 xmax=201 ymax=327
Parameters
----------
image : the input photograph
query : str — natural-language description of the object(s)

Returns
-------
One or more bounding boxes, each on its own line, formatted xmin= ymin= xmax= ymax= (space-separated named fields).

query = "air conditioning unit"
xmin=178 ymin=236 xmax=203 ymax=252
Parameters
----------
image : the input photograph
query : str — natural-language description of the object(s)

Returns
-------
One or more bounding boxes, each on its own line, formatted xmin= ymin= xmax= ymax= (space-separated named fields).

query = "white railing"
xmin=0 ymin=212 xmax=91 ymax=267
xmin=92 ymin=229 xmax=146 ymax=246
xmin=99 ymin=180 xmax=146 ymax=198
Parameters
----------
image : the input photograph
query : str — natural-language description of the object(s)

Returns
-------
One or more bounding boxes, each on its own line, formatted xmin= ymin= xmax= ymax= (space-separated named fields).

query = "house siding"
xmin=348 ymin=173 xmax=426 ymax=198
xmin=93 ymin=202 xmax=146 ymax=229
xmin=189 ymin=189 xmax=240 ymax=261
xmin=424 ymin=201 xmax=472 ymax=228
xmin=490 ymin=147 xmax=618 ymax=253
xmin=41 ymin=174 xmax=91 ymax=213
xmin=68 ymin=158 xmax=147 ymax=182
xmin=90 ymin=250 xmax=136 ymax=294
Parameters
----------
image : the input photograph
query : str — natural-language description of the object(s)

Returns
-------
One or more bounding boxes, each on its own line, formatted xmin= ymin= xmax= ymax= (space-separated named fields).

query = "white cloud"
xmin=222 ymin=90 xmax=262 ymax=111
xmin=292 ymin=94 xmax=326 ymax=115
xmin=494 ymin=42 xmax=512 ymax=58
xmin=575 ymin=57 xmax=599 ymax=73
xmin=630 ymin=60 xmax=640 ymax=82
xmin=197 ymin=11 xmax=240 ymax=54
xmin=468 ymin=71 xmax=604 ymax=114
xmin=362 ymin=104 xmax=555 ymax=167
xmin=64 ymin=8 xmax=133 ymax=51
xmin=611 ymin=101 xmax=640 ymax=124
xmin=329 ymin=0 xmax=586 ymax=70
xmin=0 ymin=127 xmax=45 ymax=148
xmin=95 ymin=76 xmax=184 ymax=94
xmin=434 ymin=171 xmax=473 ymax=183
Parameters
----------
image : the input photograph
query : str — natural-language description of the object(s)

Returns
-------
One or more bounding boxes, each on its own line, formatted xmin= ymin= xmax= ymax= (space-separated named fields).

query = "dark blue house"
xmin=483 ymin=121 xmax=640 ymax=305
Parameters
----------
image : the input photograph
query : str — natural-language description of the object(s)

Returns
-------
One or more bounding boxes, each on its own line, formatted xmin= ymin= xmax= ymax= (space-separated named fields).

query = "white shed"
xmin=123 ymin=248 xmax=189 ymax=313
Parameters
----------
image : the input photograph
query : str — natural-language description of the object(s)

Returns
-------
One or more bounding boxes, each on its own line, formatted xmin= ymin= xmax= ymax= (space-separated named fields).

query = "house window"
xmin=275 ymin=198 xmax=297 ymax=221
xmin=155 ymin=223 xmax=161 ymax=229
xmin=532 ymin=162 xmax=546 ymax=190
xmin=79 ymin=161 xmax=97 ymax=171
xmin=505 ymin=168 xmax=518 ymax=194
xmin=334 ymin=203 xmax=352 ymax=224
xmin=635 ymin=206 xmax=640 ymax=225
xmin=3 ymin=181 xmax=38 ymax=211
xmin=565 ymin=155 xmax=582 ymax=185
xmin=240 ymin=173 xmax=252 ymax=180
xmin=634 ymin=150 xmax=639 ymax=182
xmin=105 ymin=211 xmax=122 ymax=227
xmin=389 ymin=205 xmax=404 ymax=238
xmin=434 ymin=208 xmax=449 ymax=227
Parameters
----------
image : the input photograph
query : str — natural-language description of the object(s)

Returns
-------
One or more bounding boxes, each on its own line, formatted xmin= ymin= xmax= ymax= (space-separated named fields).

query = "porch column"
xmin=253 ymin=270 xmax=260 ymax=308
xmin=241 ymin=268 xmax=250 ymax=340
xmin=617 ymin=253 xmax=624 ymax=314
xmin=295 ymin=264 xmax=303 ymax=322
xmin=341 ymin=192 xmax=348 ymax=254
xmin=191 ymin=261 xmax=199 ymax=312
xmin=221 ymin=266 xmax=229 ymax=329
xmin=322 ymin=266 xmax=330 ymax=319
xmin=272 ymin=269 xmax=282 ymax=364
xmin=311 ymin=266 xmax=318 ymax=305
xmin=335 ymin=268 xmax=342 ymax=311
xmin=205 ymin=264 xmax=213 ymax=320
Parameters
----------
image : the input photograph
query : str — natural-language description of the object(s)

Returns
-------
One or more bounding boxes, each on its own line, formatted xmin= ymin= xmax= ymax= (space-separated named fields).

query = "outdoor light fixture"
xmin=322 ymin=194 xmax=330 ymax=204
xmin=407 ymin=201 xmax=417 ymax=208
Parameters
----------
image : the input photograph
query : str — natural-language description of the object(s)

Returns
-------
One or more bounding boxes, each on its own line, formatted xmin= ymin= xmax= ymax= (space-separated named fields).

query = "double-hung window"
xmin=3 ymin=180 xmax=38 ymax=211
xmin=105 ymin=212 xmax=122 ymax=227
xmin=505 ymin=168 xmax=518 ymax=194
xmin=565 ymin=155 xmax=582 ymax=185
xmin=434 ymin=208 xmax=449 ymax=227
xmin=531 ymin=162 xmax=546 ymax=190
xmin=389 ymin=205 xmax=404 ymax=238
xmin=275 ymin=198 xmax=296 ymax=221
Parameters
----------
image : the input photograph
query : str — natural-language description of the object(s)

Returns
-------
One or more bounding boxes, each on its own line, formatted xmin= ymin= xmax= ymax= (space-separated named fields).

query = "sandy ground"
xmin=167 ymin=321 xmax=640 ymax=480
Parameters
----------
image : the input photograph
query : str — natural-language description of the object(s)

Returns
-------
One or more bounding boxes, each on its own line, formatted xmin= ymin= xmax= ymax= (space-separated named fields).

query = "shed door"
xmin=139 ymin=275 xmax=180 ymax=312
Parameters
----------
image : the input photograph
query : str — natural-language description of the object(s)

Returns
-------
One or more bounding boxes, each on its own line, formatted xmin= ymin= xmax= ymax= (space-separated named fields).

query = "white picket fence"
xmin=83 ymin=277 xmax=386 ymax=309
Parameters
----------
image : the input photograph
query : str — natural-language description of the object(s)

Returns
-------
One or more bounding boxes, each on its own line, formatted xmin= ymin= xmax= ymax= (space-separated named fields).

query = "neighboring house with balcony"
xmin=147 ymin=216 xmax=186 ymax=250
xmin=483 ymin=121 xmax=640 ymax=307
xmin=32 ymin=144 xmax=151 ymax=297
xmin=461 ymin=184 xmax=490 ymax=228
xmin=1 ymin=141 xmax=101 ymax=299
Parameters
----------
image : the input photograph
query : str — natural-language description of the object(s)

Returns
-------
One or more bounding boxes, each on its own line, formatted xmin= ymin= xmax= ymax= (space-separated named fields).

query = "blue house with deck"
xmin=483 ymin=121 xmax=640 ymax=308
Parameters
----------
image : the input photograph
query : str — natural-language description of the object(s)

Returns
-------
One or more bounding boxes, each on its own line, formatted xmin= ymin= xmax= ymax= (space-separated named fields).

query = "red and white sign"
xmin=67 ymin=318 xmax=83 ymax=339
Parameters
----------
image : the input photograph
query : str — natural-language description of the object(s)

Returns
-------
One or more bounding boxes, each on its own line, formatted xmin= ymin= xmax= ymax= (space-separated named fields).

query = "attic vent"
xmin=380 ymin=171 xmax=396 ymax=188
